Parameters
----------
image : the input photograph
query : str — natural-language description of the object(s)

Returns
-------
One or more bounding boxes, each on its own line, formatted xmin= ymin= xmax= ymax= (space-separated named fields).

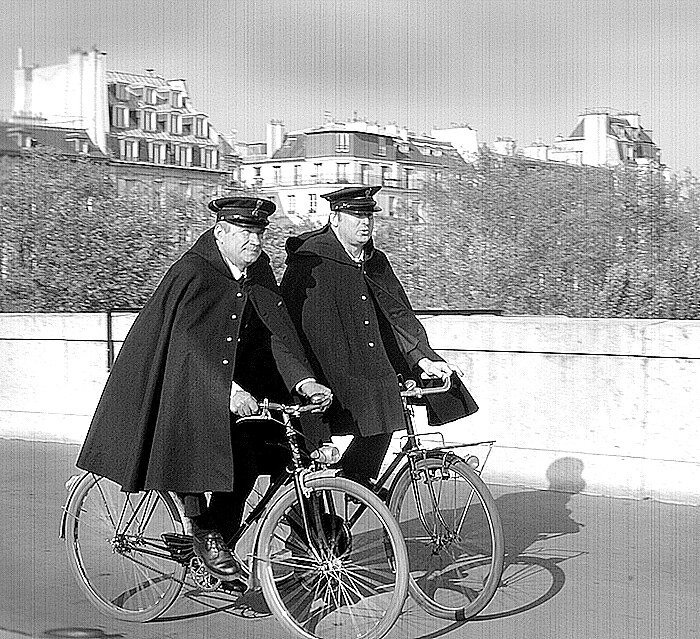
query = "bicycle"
xmin=60 ymin=400 xmax=409 ymax=639
xmin=372 ymin=375 xmax=506 ymax=621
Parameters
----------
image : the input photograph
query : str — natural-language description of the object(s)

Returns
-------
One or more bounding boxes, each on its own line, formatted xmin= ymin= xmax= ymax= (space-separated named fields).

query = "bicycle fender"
xmin=59 ymin=472 xmax=92 ymax=539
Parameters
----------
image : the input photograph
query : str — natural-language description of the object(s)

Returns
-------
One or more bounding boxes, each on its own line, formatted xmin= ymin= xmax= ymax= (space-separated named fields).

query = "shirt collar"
xmin=222 ymin=253 xmax=247 ymax=281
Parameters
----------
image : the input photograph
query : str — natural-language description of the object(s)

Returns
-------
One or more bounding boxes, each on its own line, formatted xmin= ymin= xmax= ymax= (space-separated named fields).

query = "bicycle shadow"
xmin=472 ymin=456 xmax=587 ymax=620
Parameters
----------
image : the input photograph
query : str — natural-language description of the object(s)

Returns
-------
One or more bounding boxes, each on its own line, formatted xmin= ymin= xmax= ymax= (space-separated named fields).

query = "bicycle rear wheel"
xmin=257 ymin=476 xmax=409 ymax=639
xmin=63 ymin=473 xmax=186 ymax=621
xmin=388 ymin=453 xmax=504 ymax=620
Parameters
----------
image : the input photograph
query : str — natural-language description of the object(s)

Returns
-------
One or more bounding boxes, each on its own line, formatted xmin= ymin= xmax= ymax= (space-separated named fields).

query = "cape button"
xmin=236 ymin=292 xmax=243 ymax=298
xmin=368 ymin=342 xmax=375 ymax=347
xmin=361 ymin=295 xmax=367 ymax=301
xmin=222 ymin=359 xmax=229 ymax=365
xmin=226 ymin=336 xmax=233 ymax=342
xmin=231 ymin=314 xmax=237 ymax=320
xmin=364 ymin=320 xmax=369 ymax=325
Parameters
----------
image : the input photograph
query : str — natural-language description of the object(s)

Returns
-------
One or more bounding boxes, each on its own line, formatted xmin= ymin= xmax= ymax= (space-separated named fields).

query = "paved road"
xmin=0 ymin=438 xmax=697 ymax=639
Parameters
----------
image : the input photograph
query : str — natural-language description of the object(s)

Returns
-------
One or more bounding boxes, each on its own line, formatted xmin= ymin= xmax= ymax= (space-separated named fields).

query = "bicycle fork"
xmin=408 ymin=453 xmax=474 ymax=550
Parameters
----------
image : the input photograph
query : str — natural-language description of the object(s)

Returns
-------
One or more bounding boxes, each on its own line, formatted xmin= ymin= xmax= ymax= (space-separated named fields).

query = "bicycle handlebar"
xmin=400 ymin=375 xmax=452 ymax=398
xmin=257 ymin=398 xmax=328 ymax=417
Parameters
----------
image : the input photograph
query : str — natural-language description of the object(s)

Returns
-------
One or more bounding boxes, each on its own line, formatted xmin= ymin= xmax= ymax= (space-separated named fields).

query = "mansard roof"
xmin=106 ymin=71 xmax=171 ymax=87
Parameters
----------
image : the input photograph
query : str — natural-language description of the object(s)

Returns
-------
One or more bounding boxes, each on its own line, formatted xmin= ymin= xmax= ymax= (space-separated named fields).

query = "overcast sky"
xmin=1 ymin=0 xmax=698 ymax=173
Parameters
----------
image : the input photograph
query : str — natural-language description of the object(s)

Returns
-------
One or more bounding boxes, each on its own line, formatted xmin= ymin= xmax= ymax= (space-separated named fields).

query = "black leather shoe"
xmin=191 ymin=526 xmax=244 ymax=582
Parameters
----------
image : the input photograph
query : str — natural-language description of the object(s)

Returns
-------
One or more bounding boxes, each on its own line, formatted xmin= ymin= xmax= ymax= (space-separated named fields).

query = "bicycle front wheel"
xmin=257 ymin=476 xmax=409 ymax=639
xmin=388 ymin=453 xmax=504 ymax=620
xmin=63 ymin=473 xmax=186 ymax=621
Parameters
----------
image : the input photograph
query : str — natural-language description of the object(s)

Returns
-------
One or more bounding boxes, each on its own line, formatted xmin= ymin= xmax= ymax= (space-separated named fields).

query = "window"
xmin=154 ymin=143 xmax=167 ymax=164
xmin=119 ymin=139 xmax=139 ymax=161
xmin=180 ymin=145 xmax=192 ymax=166
xmin=202 ymin=148 xmax=217 ymax=168
xmin=336 ymin=163 xmax=349 ymax=183
xmin=404 ymin=167 xmax=414 ymax=189
xmin=73 ymin=139 xmax=89 ymax=154
xmin=171 ymin=91 xmax=182 ymax=108
xmin=195 ymin=116 xmax=208 ymax=138
xmin=293 ymin=164 xmax=301 ymax=185
xmin=142 ymin=110 xmax=156 ymax=132
xmin=287 ymin=194 xmax=296 ymax=214
xmin=336 ymin=132 xmax=350 ymax=153
xmin=114 ymin=83 xmax=128 ymax=101
xmin=309 ymin=193 xmax=317 ymax=214
xmin=273 ymin=165 xmax=282 ymax=185
xmin=314 ymin=163 xmax=323 ymax=183
xmin=111 ymin=105 xmax=127 ymax=128
xmin=156 ymin=113 xmax=167 ymax=133
xmin=182 ymin=117 xmax=193 ymax=136
xmin=169 ymin=113 xmax=181 ymax=135
xmin=377 ymin=138 xmax=386 ymax=156
xmin=381 ymin=166 xmax=390 ymax=186
xmin=143 ymin=87 xmax=155 ymax=105
xmin=360 ymin=164 xmax=370 ymax=184
xmin=254 ymin=166 xmax=262 ymax=186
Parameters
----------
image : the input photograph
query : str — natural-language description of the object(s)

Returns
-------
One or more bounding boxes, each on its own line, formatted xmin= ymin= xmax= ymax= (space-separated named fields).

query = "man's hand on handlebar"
xmin=298 ymin=380 xmax=333 ymax=410
xmin=418 ymin=358 xmax=463 ymax=380
xmin=230 ymin=390 xmax=260 ymax=416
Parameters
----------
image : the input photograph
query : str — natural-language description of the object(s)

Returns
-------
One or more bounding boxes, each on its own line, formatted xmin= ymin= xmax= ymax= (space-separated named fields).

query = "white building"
xmin=521 ymin=110 xmax=661 ymax=168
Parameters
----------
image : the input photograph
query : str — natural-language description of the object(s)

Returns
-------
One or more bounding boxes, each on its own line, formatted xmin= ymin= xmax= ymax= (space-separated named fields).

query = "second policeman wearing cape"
xmin=280 ymin=185 xmax=478 ymax=487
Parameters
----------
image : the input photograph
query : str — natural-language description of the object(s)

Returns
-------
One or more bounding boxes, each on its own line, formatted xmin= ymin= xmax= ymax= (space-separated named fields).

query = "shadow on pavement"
xmin=473 ymin=456 xmax=587 ymax=620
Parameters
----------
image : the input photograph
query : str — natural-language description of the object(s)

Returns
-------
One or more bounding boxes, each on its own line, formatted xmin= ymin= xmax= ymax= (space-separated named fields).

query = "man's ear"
xmin=329 ymin=212 xmax=339 ymax=227
xmin=213 ymin=221 xmax=226 ymax=239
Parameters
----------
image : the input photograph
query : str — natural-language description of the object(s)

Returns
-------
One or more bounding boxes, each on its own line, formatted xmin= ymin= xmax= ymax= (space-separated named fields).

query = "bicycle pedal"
xmin=162 ymin=532 xmax=194 ymax=563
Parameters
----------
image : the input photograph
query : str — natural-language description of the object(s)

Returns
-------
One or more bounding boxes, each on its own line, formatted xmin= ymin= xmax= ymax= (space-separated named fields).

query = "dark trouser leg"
xmin=340 ymin=432 xmax=393 ymax=486
xmin=176 ymin=423 xmax=259 ymax=546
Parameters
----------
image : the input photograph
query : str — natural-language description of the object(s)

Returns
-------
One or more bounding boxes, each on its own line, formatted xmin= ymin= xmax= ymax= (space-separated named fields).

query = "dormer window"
xmin=182 ymin=116 xmax=193 ymax=136
xmin=142 ymin=110 xmax=156 ymax=132
xmin=171 ymin=91 xmax=183 ymax=108
xmin=111 ymin=105 xmax=128 ymax=128
xmin=195 ymin=116 xmax=208 ymax=138
xmin=143 ymin=87 xmax=155 ymax=105
xmin=114 ymin=83 xmax=128 ymax=101
xmin=73 ymin=139 xmax=89 ymax=154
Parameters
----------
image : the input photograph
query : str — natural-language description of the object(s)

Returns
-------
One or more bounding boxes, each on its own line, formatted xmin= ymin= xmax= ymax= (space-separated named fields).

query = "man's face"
xmin=214 ymin=221 xmax=264 ymax=270
xmin=331 ymin=209 xmax=375 ymax=250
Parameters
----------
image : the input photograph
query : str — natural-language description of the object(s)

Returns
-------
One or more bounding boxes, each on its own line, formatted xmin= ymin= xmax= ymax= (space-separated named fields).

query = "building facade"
xmin=520 ymin=110 xmax=661 ymax=168
xmin=9 ymin=48 xmax=238 ymax=200
xmin=237 ymin=119 xmax=469 ymax=224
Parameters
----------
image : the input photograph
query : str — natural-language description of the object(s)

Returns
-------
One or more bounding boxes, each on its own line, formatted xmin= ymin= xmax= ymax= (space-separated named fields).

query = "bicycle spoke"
xmin=65 ymin=478 xmax=185 ymax=621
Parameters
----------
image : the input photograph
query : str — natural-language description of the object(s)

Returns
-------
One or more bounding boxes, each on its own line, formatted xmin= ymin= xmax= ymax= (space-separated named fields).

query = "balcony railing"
xmin=251 ymin=171 xmax=428 ymax=190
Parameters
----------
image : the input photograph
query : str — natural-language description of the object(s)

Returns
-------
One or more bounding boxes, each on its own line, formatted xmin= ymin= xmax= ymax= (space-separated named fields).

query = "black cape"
xmin=280 ymin=224 xmax=478 ymax=444
xmin=77 ymin=229 xmax=314 ymax=493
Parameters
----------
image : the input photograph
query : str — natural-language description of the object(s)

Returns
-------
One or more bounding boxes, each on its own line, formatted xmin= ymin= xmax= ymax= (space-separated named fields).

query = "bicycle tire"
xmin=388 ymin=453 xmax=504 ymax=620
xmin=257 ymin=475 xmax=409 ymax=639
xmin=63 ymin=473 xmax=186 ymax=622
